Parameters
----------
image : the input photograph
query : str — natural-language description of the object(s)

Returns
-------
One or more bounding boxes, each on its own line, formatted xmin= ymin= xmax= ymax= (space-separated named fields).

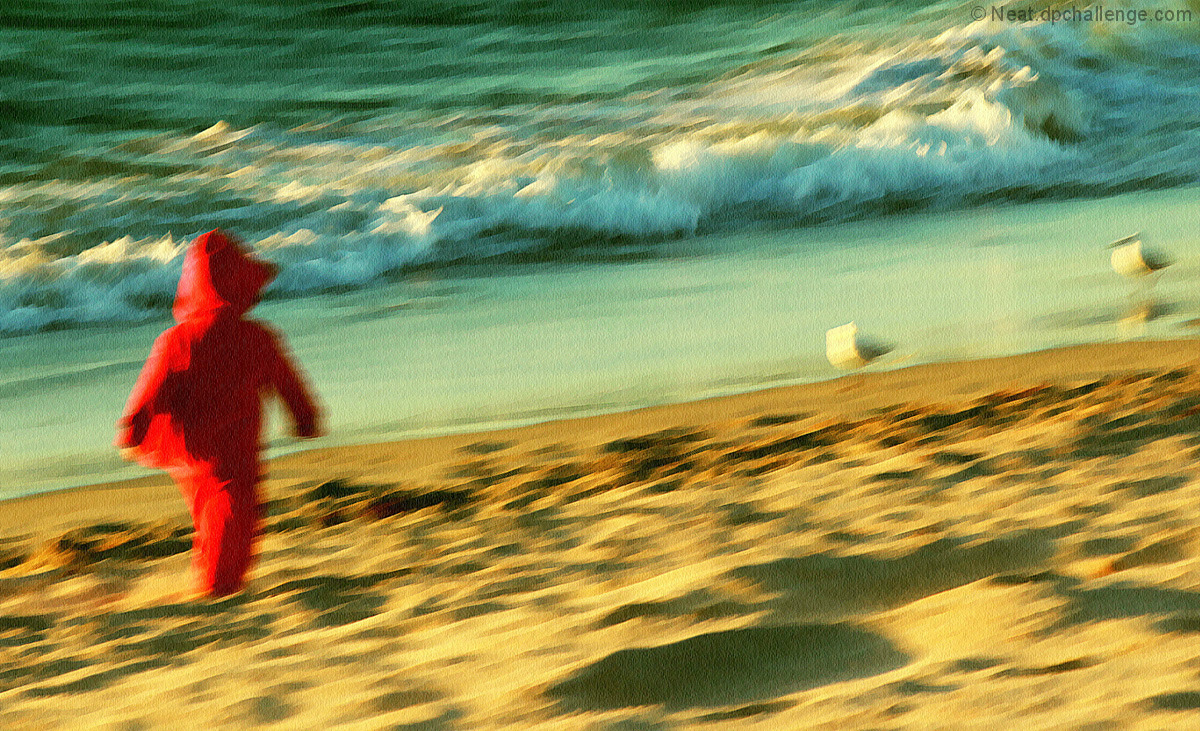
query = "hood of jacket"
xmin=173 ymin=229 xmax=277 ymax=322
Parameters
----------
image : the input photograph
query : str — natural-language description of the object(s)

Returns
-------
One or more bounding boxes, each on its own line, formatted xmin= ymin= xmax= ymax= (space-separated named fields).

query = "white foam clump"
xmin=369 ymin=170 xmax=708 ymax=254
xmin=191 ymin=120 xmax=253 ymax=146
xmin=644 ymin=101 xmax=1069 ymax=225
xmin=375 ymin=197 xmax=443 ymax=240
xmin=0 ymin=233 xmax=186 ymax=335
xmin=258 ymin=214 xmax=440 ymax=295
xmin=510 ymin=178 xmax=703 ymax=236
xmin=652 ymin=136 xmax=829 ymax=212
xmin=273 ymin=181 xmax=331 ymax=204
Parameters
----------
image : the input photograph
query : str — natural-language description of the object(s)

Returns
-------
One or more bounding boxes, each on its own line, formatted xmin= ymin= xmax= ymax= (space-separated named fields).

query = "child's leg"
xmin=180 ymin=469 xmax=262 ymax=597
xmin=202 ymin=475 xmax=261 ymax=596
xmin=175 ymin=470 xmax=209 ymax=590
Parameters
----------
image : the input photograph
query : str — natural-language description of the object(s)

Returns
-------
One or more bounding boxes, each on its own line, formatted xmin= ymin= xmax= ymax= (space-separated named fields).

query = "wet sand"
xmin=4 ymin=339 xmax=1200 ymax=729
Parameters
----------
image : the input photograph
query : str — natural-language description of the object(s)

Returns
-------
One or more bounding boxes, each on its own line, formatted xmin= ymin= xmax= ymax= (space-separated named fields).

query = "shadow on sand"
xmin=597 ymin=531 xmax=1058 ymax=629
xmin=546 ymin=622 xmax=907 ymax=711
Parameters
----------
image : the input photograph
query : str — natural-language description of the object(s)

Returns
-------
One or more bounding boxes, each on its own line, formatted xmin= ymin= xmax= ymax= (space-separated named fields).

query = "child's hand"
xmin=119 ymin=411 xmax=151 ymax=446
xmin=119 ymin=448 xmax=138 ymax=462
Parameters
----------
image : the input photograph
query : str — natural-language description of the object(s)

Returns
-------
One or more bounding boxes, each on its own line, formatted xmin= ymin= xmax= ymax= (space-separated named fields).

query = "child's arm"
xmin=115 ymin=330 xmax=176 ymax=451
xmin=263 ymin=328 xmax=322 ymax=439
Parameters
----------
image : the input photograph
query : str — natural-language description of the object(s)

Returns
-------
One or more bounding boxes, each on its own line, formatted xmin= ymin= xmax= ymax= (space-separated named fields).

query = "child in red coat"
xmin=117 ymin=229 xmax=321 ymax=597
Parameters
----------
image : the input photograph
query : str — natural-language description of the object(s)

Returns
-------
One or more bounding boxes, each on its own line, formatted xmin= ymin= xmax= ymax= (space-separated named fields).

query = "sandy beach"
xmin=7 ymin=1 xmax=1200 ymax=728
xmin=5 ymin=338 xmax=1200 ymax=729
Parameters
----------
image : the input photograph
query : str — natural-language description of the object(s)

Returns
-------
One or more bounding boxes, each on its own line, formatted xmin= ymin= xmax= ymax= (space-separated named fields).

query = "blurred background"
xmin=2 ymin=0 xmax=1200 ymax=496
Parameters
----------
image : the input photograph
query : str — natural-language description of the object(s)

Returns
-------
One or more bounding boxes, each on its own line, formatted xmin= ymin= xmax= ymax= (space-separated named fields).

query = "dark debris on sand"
xmin=5 ymin=366 xmax=1200 ymax=725
xmin=12 ymin=367 xmax=1200 ymax=582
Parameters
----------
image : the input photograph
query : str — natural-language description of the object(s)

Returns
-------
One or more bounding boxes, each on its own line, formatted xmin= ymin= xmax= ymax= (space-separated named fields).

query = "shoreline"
xmin=6 ymin=337 xmax=1197 ymax=539
xmin=7 ymin=183 xmax=1200 ymax=501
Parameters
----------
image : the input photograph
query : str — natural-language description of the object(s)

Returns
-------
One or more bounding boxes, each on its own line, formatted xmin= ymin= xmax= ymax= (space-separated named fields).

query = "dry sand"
xmin=4 ymin=339 xmax=1200 ymax=729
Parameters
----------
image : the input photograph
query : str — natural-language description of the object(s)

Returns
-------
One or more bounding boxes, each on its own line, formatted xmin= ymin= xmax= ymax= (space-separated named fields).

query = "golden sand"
xmin=3 ymin=339 xmax=1200 ymax=729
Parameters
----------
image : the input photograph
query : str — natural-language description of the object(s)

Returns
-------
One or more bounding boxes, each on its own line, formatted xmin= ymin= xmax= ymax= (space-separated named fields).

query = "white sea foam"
xmin=1 ymin=11 xmax=1197 ymax=334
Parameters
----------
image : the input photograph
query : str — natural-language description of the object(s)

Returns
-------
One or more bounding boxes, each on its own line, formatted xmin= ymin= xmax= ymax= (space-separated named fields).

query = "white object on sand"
xmin=1109 ymin=233 xmax=1170 ymax=278
xmin=826 ymin=322 xmax=892 ymax=370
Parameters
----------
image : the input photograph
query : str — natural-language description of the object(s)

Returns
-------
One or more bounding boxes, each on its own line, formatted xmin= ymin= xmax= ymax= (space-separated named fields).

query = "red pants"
xmin=177 ymin=468 xmax=262 ymax=597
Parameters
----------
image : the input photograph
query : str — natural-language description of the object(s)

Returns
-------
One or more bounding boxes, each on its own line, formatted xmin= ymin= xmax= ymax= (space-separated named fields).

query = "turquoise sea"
xmin=2 ymin=0 xmax=1200 ymax=496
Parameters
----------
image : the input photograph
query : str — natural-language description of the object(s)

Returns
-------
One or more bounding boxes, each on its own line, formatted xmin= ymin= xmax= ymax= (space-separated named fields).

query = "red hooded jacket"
xmin=116 ymin=229 xmax=319 ymax=477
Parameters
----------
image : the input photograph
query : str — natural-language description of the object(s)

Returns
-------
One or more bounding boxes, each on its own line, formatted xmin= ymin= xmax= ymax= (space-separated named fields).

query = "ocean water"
xmin=2 ymin=0 xmax=1200 ymax=495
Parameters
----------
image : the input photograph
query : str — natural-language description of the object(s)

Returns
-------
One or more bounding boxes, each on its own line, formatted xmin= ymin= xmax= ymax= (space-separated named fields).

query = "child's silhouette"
xmin=116 ymin=229 xmax=321 ymax=597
